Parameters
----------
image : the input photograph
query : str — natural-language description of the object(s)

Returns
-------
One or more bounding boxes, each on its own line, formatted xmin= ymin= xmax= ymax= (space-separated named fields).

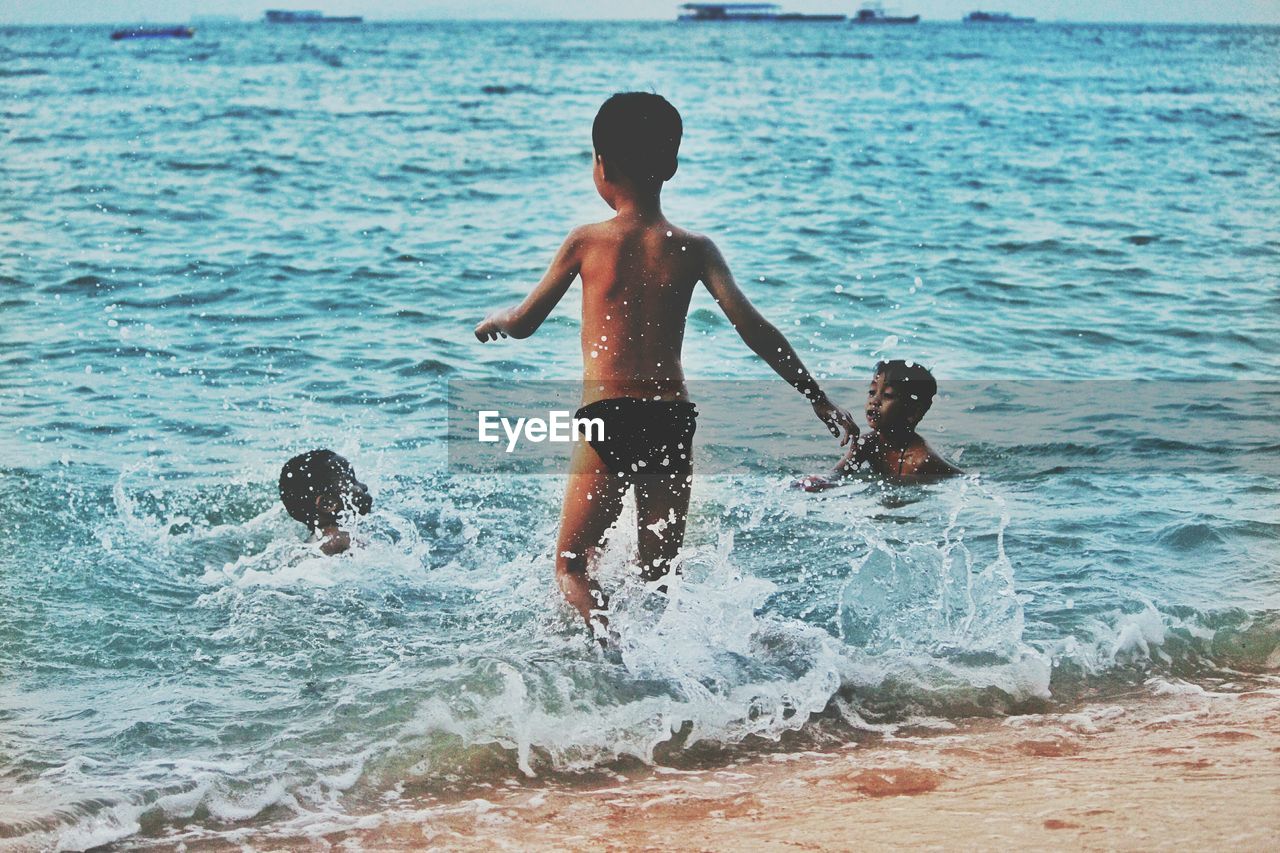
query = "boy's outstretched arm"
xmin=475 ymin=228 xmax=584 ymax=341
xmin=700 ymin=238 xmax=857 ymax=444
xmin=793 ymin=434 xmax=873 ymax=491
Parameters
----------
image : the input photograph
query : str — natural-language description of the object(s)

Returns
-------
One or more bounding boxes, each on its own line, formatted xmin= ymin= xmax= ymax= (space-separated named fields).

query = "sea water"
xmin=1 ymin=20 xmax=1278 ymax=849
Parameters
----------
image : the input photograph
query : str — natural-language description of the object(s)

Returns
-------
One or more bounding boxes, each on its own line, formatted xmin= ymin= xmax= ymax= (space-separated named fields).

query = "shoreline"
xmin=300 ymin=680 xmax=1280 ymax=851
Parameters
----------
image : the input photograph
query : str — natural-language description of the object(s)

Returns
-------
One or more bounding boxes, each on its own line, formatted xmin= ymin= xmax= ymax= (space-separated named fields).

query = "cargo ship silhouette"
xmin=263 ymin=10 xmax=363 ymax=23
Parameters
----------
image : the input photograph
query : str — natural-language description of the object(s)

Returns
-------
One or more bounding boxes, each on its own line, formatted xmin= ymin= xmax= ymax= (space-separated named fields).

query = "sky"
xmin=2 ymin=0 xmax=1279 ymax=25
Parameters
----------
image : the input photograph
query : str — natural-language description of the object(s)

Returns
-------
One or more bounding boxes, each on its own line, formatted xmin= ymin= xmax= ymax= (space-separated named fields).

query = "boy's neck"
xmin=611 ymin=188 xmax=664 ymax=221
xmin=879 ymin=427 xmax=920 ymax=449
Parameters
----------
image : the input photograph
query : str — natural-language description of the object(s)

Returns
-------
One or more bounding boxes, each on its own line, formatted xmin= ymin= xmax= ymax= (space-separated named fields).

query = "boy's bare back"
xmin=572 ymin=217 xmax=700 ymax=401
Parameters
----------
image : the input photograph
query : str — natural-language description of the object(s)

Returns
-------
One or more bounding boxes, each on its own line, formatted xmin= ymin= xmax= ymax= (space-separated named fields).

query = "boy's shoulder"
xmin=911 ymin=436 xmax=963 ymax=479
xmin=670 ymin=223 xmax=711 ymax=250
xmin=570 ymin=220 xmax=713 ymax=256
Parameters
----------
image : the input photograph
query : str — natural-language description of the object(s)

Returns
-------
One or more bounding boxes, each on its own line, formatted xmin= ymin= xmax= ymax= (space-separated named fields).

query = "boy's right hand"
xmin=810 ymin=393 xmax=859 ymax=446
xmin=474 ymin=312 xmax=508 ymax=342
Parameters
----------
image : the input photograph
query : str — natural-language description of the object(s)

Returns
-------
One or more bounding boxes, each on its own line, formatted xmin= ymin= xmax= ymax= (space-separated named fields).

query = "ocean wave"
xmin=2 ymin=463 xmax=1276 ymax=850
xmin=480 ymin=83 xmax=538 ymax=95
xmin=785 ymin=50 xmax=873 ymax=60
xmin=43 ymin=274 xmax=119 ymax=296
xmin=163 ymin=159 xmax=234 ymax=173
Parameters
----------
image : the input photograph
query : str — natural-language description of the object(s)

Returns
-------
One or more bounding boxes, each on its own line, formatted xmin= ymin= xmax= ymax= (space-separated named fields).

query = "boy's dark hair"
xmin=874 ymin=360 xmax=938 ymax=415
xmin=592 ymin=92 xmax=682 ymax=187
xmin=279 ymin=449 xmax=372 ymax=531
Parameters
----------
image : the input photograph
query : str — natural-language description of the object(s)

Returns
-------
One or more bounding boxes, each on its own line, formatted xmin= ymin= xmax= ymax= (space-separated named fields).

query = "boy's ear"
xmin=662 ymin=156 xmax=678 ymax=182
xmin=315 ymin=493 xmax=341 ymax=516
xmin=908 ymin=400 xmax=932 ymax=429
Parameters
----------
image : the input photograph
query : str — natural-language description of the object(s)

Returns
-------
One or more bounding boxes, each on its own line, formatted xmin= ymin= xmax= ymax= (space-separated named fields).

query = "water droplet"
xmin=871 ymin=335 xmax=898 ymax=356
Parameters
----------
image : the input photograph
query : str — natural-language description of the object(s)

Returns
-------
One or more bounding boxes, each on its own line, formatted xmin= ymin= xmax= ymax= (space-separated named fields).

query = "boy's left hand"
xmin=811 ymin=394 xmax=858 ymax=446
xmin=474 ymin=312 xmax=508 ymax=342
xmin=320 ymin=529 xmax=351 ymax=555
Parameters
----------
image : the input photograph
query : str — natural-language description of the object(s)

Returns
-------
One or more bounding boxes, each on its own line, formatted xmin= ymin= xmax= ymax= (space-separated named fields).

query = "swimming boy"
xmin=796 ymin=360 xmax=961 ymax=490
xmin=475 ymin=92 xmax=857 ymax=636
xmin=279 ymin=449 xmax=373 ymax=555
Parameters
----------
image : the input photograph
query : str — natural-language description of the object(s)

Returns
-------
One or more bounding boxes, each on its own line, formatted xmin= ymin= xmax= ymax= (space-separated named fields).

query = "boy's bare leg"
xmin=556 ymin=442 xmax=627 ymax=632
xmin=634 ymin=470 xmax=692 ymax=583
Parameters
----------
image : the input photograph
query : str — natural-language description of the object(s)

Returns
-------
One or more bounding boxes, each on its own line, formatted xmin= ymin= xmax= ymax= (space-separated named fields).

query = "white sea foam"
xmin=12 ymin=457 xmax=1275 ymax=852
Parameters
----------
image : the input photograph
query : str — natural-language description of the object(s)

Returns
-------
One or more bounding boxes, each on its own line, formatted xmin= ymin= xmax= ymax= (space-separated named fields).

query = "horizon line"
xmin=4 ymin=16 xmax=1279 ymax=26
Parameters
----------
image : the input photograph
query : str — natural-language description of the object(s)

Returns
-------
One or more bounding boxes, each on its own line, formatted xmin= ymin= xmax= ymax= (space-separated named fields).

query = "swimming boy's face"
xmin=865 ymin=373 xmax=923 ymax=434
xmin=314 ymin=467 xmax=372 ymax=528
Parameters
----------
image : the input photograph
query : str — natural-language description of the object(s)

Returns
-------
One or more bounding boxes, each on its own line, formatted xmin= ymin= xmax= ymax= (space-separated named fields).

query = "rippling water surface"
xmin=1 ymin=20 xmax=1278 ymax=850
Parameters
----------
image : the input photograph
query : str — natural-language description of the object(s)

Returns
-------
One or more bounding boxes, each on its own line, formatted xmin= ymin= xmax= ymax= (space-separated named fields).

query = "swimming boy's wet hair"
xmin=592 ymin=92 xmax=683 ymax=187
xmin=279 ymin=449 xmax=372 ymax=531
xmin=874 ymin=360 xmax=938 ymax=415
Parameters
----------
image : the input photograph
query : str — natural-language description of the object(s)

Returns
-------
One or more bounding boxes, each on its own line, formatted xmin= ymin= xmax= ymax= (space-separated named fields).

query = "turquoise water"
xmin=2 ymin=20 xmax=1278 ymax=849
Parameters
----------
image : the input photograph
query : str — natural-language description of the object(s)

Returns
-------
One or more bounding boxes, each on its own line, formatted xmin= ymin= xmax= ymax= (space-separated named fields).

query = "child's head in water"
xmin=279 ymin=449 xmax=371 ymax=554
xmin=795 ymin=359 xmax=958 ymax=490
xmin=591 ymin=92 xmax=682 ymax=205
xmin=866 ymin=359 xmax=937 ymax=436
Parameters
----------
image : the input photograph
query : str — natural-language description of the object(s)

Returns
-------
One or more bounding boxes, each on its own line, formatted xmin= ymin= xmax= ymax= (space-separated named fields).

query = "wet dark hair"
xmin=874 ymin=359 xmax=937 ymax=415
xmin=592 ymin=92 xmax=682 ymax=187
xmin=279 ymin=449 xmax=372 ymax=531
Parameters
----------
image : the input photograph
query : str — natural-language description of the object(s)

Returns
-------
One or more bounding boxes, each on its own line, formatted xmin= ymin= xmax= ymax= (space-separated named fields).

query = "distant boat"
xmin=964 ymin=11 xmax=1035 ymax=23
xmin=110 ymin=26 xmax=195 ymax=40
xmin=263 ymin=10 xmax=364 ymax=24
xmin=777 ymin=12 xmax=848 ymax=21
xmin=851 ymin=4 xmax=919 ymax=24
xmin=678 ymin=3 xmax=845 ymax=21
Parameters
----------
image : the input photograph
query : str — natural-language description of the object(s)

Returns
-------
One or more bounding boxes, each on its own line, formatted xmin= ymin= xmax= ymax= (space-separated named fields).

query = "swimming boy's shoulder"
xmin=908 ymin=436 xmax=964 ymax=481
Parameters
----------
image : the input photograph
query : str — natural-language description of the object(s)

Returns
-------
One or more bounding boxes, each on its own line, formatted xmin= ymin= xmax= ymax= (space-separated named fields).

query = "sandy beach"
xmin=312 ymin=680 xmax=1280 ymax=851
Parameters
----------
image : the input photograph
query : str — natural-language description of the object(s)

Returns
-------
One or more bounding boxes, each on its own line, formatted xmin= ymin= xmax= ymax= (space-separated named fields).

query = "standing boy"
xmin=476 ymin=93 xmax=856 ymax=637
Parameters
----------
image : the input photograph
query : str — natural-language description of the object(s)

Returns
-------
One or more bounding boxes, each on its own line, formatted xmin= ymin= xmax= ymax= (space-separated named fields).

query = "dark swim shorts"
xmin=574 ymin=397 xmax=698 ymax=477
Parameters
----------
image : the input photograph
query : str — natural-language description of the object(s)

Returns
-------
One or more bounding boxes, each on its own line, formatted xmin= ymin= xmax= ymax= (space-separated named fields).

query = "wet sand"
xmin=337 ymin=681 xmax=1278 ymax=851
